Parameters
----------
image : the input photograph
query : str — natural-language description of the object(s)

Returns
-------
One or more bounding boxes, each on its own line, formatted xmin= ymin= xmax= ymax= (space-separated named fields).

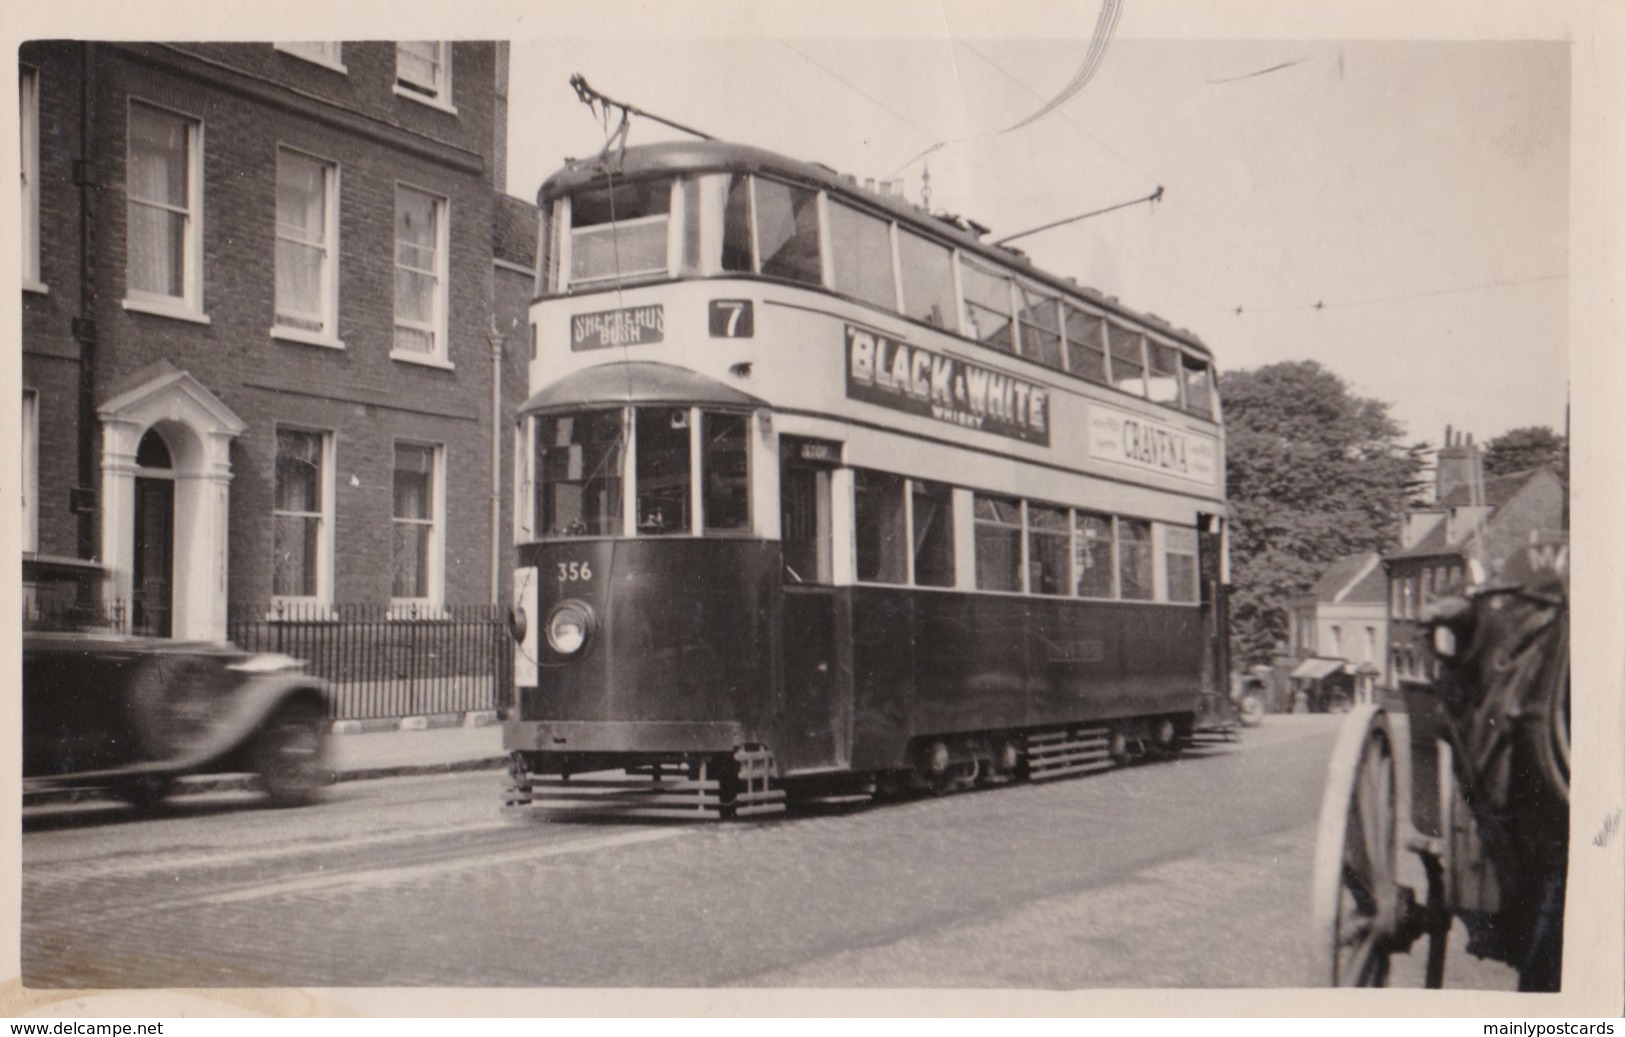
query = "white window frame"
xmin=391 ymin=183 xmax=452 ymax=368
xmin=271 ymin=426 xmax=335 ymax=610
xmin=122 ymin=100 xmax=207 ymax=322
xmin=394 ymin=42 xmax=456 ymax=113
xmin=22 ymin=390 xmax=39 ymax=552
xmin=390 ymin=440 xmax=446 ymax=614
xmin=274 ymin=42 xmax=347 ymax=73
xmin=21 ymin=66 xmax=45 ymax=293
xmin=272 ymin=146 xmax=342 ymax=348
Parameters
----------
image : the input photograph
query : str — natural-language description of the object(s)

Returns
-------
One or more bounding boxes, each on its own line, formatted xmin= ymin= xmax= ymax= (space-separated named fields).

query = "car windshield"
xmin=22 ymin=560 xmax=123 ymax=633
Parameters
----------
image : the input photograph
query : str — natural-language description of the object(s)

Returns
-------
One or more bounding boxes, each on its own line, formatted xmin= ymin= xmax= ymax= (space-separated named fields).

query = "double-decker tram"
xmin=504 ymin=141 xmax=1232 ymax=818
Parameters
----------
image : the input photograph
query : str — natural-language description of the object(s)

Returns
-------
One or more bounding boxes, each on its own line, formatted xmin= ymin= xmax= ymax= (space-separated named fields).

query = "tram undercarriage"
xmin=502 ymin=711 xmax=1199 ymax=821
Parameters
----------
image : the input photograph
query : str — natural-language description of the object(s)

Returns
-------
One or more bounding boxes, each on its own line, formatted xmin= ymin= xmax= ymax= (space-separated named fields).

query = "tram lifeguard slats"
xmin=1024 ymin=726 xmax=1113 ymax=781
xmin=515 ymin=747 xmax=787 ymax=820
xmin=731 ymin=747 xmax=788 ymax=816
xmin=1189 ymin=725 xmax=1238 ymax=745
xmin=526 ymin=772 xmax=728 ymax=819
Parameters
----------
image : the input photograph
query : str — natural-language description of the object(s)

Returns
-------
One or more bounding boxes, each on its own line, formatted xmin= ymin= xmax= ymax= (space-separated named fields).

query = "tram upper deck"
xmin=524 ymin=140 xmax=1224 ymax=515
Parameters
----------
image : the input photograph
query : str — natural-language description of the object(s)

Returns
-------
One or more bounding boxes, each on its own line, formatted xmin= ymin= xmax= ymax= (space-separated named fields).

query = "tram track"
xmin=24 ymin=823 xmax=686 ymax=928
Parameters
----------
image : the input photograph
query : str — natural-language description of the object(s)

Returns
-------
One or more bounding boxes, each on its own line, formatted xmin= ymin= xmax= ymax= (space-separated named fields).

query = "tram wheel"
xmin=1309 ymin=705 xmax=1401 ymax=987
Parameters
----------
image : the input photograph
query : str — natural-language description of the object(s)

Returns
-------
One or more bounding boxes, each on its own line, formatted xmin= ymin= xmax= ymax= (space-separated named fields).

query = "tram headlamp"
xmin=545 ymin=600 xmax=595 ymax=656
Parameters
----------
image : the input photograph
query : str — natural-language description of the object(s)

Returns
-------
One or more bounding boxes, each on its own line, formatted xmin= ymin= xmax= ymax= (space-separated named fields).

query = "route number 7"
xmin=709 ymin=299 xmax=754 ymax=338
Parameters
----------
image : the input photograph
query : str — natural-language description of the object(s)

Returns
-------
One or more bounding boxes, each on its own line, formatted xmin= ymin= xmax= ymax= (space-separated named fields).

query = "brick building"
xmin=1382 ymin=427 xmax=1566 ymax=689
xmin=20 ymin=42 xmax=537 ymax=641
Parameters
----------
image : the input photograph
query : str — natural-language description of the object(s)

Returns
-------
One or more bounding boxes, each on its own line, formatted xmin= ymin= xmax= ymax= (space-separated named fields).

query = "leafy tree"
xmin=1219 ymin=361 xmax=1426 ymax=665
xmin=1483 ymin=425 xmax=1567 ymax=482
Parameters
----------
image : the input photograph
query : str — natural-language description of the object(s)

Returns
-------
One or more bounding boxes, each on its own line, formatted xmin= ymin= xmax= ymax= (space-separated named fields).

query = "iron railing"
xmin=228 ymin=601 xmax=513 ymax=720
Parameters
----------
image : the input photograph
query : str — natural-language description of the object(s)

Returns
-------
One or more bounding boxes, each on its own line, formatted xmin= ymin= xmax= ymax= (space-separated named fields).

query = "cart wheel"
xmin=1309 ymin=704 xmax=1401 ymax=986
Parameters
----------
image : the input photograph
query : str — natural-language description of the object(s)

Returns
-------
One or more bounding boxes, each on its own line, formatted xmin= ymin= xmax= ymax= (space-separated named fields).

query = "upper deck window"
xmin=961 ymin=260 xmax=1015 ymax=353
xmin=828 ymin=200 xmax=897 ymax=310
xmin=1063 ymin=305 xmax=1108 ymax=384
xmin=754 ymin=178 xmax=821 ymax=285
xmin=1182 ymin=355 xmax=1214 ymax=419
xmin=1016 ymin=284 xmax=1063 ymax=369
xmin=569 ymin=178 xmax=673 ymax=288
xmin=1146 ymin=339 xmax=1183 ymax=406
xmin=897 ymin=230 xmax=955 ymax=328
xmin=1108 ymin=324 xmax=1147 ymax=397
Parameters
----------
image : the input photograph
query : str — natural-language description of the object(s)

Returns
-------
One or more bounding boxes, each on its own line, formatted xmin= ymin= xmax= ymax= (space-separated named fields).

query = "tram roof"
xmin=517 ymin=361 xmax=766 ymax=417
xmin=540 ymin=140 xmax=1213 ymax=360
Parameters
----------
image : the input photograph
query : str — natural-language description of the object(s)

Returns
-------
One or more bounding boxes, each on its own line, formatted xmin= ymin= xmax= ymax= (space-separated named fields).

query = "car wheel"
xmin=255 ymin=700 xmax=329 ymax=807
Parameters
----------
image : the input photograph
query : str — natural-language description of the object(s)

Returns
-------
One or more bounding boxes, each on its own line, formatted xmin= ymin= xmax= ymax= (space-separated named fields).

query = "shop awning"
xmin=1291 ymin=657 xmax=1345 ymax=680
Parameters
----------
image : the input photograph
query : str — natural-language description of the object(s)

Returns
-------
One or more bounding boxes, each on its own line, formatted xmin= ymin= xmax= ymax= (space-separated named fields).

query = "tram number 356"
xmin=556 ymin=562 xmax=593 ymax=583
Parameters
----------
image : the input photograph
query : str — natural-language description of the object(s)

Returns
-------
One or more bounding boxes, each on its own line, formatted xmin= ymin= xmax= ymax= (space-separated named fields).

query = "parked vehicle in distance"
xmin=22 ymin=554 xmax=332 ymax=810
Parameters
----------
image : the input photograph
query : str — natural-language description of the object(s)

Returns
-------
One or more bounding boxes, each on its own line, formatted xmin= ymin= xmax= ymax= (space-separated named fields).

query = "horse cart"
xmin=1308 ymin=536 xmax=1569 ymax=991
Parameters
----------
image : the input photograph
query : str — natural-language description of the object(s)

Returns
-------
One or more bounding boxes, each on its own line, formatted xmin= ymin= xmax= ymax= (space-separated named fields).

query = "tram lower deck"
xmin=504 ymin=538 xmax=1218 ymax=818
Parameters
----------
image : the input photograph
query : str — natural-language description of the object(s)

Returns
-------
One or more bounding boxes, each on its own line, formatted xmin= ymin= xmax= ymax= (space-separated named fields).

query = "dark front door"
xmin=132 ymin=477 xmax=174 ymax=637
xmin=777 ymin=442 xmax=850 ymax=772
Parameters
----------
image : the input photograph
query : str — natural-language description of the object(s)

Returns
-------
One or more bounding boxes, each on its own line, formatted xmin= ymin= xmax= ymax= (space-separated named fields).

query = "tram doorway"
xmin=777 ymin=439 xmax=851 ymax=771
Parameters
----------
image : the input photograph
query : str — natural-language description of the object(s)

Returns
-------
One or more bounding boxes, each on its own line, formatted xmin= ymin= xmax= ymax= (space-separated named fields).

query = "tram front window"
xmin=702 ymin=412 xmax=750 ymax=533
xmin=537 ymin=410 xmax=624 ymax=538
xmin=636 ymin=408 xmax=692 ymax=535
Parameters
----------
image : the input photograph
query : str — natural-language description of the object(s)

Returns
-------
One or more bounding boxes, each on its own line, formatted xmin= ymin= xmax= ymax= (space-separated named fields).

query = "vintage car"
xmin=22 ymin=553 xmax=332 ymax=810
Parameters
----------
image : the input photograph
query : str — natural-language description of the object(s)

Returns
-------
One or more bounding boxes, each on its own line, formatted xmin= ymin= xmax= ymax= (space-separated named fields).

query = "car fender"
xmin=163 ymin=672 xmax=330 ymax=773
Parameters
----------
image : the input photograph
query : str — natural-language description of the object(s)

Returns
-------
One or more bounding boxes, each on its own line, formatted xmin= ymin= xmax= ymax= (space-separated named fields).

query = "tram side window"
xmin=1118 ymin=518 xmax=1154 ymax=601
xmin=568 ymin=178 xmax=673 ymax=288
xmin=1146 ymin=340 xmax=1183 ymax=406
xmin=1027 ymin=504 xmax=1071 ymax=596
xmin=911 ymin=479 xmax=955 ymax=587
xmin=635 ymin=408 xmax=691 ymax=535
xmin=898 ymin=229 xmax=955 ymax=328
xmin=1064 ymin=305 xmax=1109 ymax=385
xmin=829 ymin=200 xmax=897 ymax=310
xmin=1182 ymin=355 xmax=1214 ymax=419
xmin=854 ymin=469 xmax=907 ymax=584
xmin=754 ymin=178 xmax=822 ymax=285
xmin=973 ymin=494 xmax=1023 ymax=592
xmin=536 ymin=410 xmax=624 ymax=538
xmin=1016 ymin=285 xmax=1064 ymax=370
xmin=701 ymin=411 xmax=750 ymax=533
xmin=961 ymin=260 xmax=1015 ymax=353
xmin=1108 ymin=325 xmax=1147 ymax=397
xmin=1164 ymin=525 xmax=1199 ymax=604
xmin=1075 ymin=511 xmax=1116 ymax=598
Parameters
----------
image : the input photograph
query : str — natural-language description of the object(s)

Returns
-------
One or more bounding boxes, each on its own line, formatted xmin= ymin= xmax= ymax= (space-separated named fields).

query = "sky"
xmin=505 ymin=14 xmax=1573 ymax=451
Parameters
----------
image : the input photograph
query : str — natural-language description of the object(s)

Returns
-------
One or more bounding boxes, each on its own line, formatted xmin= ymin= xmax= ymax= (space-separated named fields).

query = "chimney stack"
xmin=1435 ymin=425 xmax=1481 ymax=504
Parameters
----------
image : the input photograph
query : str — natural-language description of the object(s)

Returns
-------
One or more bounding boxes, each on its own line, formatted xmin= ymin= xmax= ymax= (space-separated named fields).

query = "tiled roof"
xmin=1437 ymin=468 xmax=1542 ymax=508
xmin=1343 ymin=561 xmax=1390 ymax=603
xmin=1306 ymin=555 xmax=1384 ymax=604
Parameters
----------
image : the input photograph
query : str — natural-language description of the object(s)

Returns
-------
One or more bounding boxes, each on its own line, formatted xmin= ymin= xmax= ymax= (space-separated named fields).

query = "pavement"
xmin=319 ymin=712 xmax=509 ymax=783
xmin=124 ymin=713 xmax=507 ymax=803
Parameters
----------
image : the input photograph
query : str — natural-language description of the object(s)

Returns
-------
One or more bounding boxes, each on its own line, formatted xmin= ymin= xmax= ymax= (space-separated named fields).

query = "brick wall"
xmin=22 ymin=41 xmax=533 ymax=614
